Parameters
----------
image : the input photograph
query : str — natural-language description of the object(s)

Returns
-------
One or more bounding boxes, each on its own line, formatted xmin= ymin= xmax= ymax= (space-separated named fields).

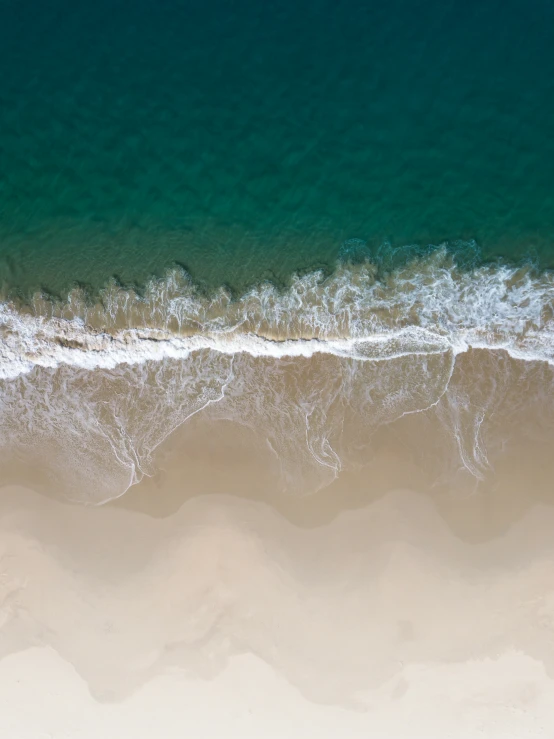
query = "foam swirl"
xmin=1 ymin=250 xmax=553 ymax=504
xmin=0 ymin=249 xmax=552 ymax=380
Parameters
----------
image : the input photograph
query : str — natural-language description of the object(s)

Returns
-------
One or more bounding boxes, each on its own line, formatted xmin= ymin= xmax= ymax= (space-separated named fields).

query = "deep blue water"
xmin=0 ymin=0 xmax=553 ymax=296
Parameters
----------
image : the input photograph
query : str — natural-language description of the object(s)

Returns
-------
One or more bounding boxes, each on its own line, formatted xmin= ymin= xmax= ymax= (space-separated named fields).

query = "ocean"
xmin=2 ymin=1 xmax=554 ymax=733
xmin=1 ymin=0 xmax=554 ymax=297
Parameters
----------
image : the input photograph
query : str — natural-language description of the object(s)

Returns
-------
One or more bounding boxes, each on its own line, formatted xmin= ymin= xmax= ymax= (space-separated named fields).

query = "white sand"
xmin=1 ymin=647 xmax=553 ymax=738
xmin=1 ymin=483 xmax=554 ymax=737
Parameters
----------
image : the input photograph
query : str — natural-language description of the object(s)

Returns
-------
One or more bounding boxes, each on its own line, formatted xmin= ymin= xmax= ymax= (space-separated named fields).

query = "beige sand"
xmin=1 ymin=463 xmax=554 ymax=736
xmin=1 ymin=349 xmax=554 ymax=736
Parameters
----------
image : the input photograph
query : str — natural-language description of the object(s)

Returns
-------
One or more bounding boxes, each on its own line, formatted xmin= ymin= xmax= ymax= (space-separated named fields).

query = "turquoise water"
xmin=1 ymin=0 xmax=554 ymax=297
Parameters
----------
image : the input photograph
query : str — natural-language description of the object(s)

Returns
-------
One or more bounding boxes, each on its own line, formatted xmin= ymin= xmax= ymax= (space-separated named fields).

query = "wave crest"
xmin=1 ymin=250 xmax=553 ymax=504
xmin=0 ymin=249 xmax=553 ymax=380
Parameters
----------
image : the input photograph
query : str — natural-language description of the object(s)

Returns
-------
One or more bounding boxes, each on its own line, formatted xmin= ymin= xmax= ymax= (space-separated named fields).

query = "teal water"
xmin=1 ymin=0 xmax=553 ymax=298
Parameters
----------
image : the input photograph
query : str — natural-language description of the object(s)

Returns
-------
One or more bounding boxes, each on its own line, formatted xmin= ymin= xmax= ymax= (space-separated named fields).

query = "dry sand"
xmin=1 ymin=435 xmax=554 ymax=737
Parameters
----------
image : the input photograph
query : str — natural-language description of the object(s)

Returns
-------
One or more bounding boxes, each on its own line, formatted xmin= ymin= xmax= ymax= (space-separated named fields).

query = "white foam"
xmin=1 ymin=250 xmax=553 ymax=380
xmin=1 ymin=252 xmax=553 ymax=504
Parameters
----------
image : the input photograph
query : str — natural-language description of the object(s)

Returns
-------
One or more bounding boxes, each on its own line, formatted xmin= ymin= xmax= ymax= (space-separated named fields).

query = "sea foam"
xmin=0 ymin=250 xmax=553 ymax=504
xmin=0 ymin=249 xmax=553 ymax=380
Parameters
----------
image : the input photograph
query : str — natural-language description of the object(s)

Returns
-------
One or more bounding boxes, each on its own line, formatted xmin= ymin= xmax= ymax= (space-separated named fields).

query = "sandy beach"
xmin=2 ymin=362 xmax=554 ymax=738
xmin=2 ymin=0 xmax=554 ymax=731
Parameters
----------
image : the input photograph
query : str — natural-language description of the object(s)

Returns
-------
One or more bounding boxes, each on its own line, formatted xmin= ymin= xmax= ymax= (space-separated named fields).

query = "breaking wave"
xmin=0 ymin=248 xmax=553 ymax=379
xmin=1 ymin=248 xmax=553 ymax=503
